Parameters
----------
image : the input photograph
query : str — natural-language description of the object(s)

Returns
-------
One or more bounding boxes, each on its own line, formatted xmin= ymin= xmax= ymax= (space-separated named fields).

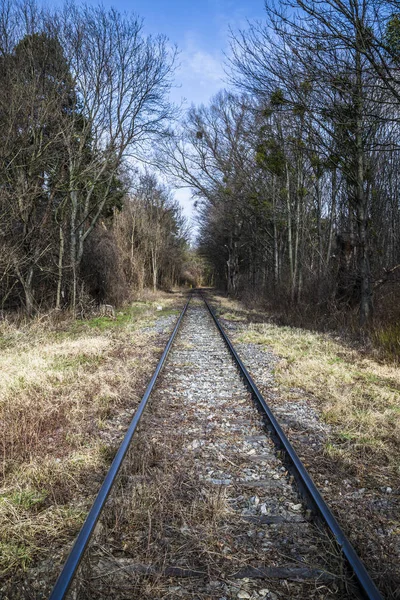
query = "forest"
xmin=0 ymin=0 xmax=195 ymax=316
xmin=162 ymin=0 xmax=400 ymax=341
xmin=1 ymin=0 xmax=400 ymax=343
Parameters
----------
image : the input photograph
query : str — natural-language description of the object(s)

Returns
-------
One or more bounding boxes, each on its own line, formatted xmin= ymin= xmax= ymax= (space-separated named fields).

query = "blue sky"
xmin=129 ymin=0 xmax=267 ymax=221
xmin=127 ymin=0 xmax=267 ymax=107
xmin=39 ymin=0 xmax=268 ymax=106
xmin=40 ymin=0 xmax=268 ymax=223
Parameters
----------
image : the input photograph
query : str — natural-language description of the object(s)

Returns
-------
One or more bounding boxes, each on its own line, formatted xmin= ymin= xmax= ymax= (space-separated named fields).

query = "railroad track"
xmin=50 ymin=292 xmax=382 ymax=600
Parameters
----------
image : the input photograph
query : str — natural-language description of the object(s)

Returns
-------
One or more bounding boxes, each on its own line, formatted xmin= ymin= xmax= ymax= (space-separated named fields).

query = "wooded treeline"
xmin=163 ymin=0 xmax=400 ymax=329
xmin=3 ymin=0 xmax=400 ymax=330
xmin=0 ymin=0 xmax=190 ymax=314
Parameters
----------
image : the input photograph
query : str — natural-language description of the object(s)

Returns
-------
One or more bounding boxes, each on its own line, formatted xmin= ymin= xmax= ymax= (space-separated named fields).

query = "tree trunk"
xmin=355 ymin=43 xmax=373 ymax=326
xmin=151 ymin=247 xmax=158 ymax=292
xmin=272 ymin=176 xmax=279 ymax=287
xmin=358 ymin=206 xmax=372 ymax=326
xmin=70 ymin=186 xmax=78 ymax=312
xmin=56 ymin=225 xmax=65 ymax=310
xmin=24 ymin=267 xmax=35 ymax=317
xmin=285 ymin=163 xmax=294 ymax=300
xmin=315 ymin=177 xmax=323 ymax=284
xmin=15 ymin=264 xmax=35 ymax=316
xmin=227 ymin=237 xmax=239 ymax=296
xmin=293 ymin=186 xmax=301 ymax=302
xmin=326 ymin=168 xmax=337 ymax=271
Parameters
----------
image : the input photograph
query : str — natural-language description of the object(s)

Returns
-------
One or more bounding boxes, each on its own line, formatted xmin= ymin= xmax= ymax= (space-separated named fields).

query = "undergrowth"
xmin=237 ymin=322 xmax=400 ymax=472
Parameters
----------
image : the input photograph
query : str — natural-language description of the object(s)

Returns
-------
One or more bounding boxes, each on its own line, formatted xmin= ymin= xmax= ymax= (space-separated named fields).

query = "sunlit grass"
xmin=236 ymin=321 xmax=400 ymax=470
xmin=0 ymin=292 xmax=183 ymax=585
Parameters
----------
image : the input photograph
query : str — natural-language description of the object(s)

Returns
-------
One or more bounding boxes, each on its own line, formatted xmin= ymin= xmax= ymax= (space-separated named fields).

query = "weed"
xmin=0 ymin=542 xmax=32 ymax=575
xmin=2 ymin=489 xmax=47 ymax=511
xmin=220 ymin=311 xmax=243 ymax=321
xmin=372 ymin=322 xmax=400 ymax=361
xmin=95 ymin=394 xmax=115 ymax=419
xmin=51 ymin=353 xmax=104 ymax=371
xmin=97 ymin=443 xmax=118 ymax=464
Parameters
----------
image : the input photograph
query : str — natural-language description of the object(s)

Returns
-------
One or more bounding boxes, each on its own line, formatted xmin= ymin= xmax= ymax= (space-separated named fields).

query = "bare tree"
xmin=159 ymin=91 xmax=256 ymax=294
xmin=0 ymin=0 xmax=178 ymax=313
xmin=56 ymin=4 xmax=177 ymax=308
xmin=113 ymin=173 xmax=189 ymax=293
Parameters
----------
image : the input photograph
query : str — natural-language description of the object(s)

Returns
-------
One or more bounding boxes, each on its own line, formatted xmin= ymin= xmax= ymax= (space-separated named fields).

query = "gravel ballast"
xmin=76 ymin=298 xmax=357 ymax=599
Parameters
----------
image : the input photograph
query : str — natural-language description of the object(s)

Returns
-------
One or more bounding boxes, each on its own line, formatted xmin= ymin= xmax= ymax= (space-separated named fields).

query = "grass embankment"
xmin=0 ymin=293 xmax=182 ymax=594
xmin=214 ymin=295 xmax=400 ymax=479
xmin=241 ymin=325 xmax=399 ymax=476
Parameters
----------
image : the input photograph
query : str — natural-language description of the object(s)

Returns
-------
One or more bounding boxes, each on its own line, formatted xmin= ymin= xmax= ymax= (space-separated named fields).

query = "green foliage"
xmin=293 ymin=103 xmax=306 ymax=117
xmin=270 ymin=88 xmax=286 ymax=107
xmin=51 ymin=353 xmax=103 ymax=371
xmin=1 ymin=489 xmax=47 ymax=511
xmin=0 ymin=542 xmax=32 ymax=573
xmin=98 ymin=443 xmax=118 ymax=463
xmin=222 ymin=186 xmax=233 ymax=197
xmin=386 ymin=14 xmax=400 ymax=57
xmin=297 ymin=186 xmax=308 ymax=199
xmin=262 ymin=107 xmax=273 ymax=118
xmin=248 ymin=193 xmax=272 ymax=213
xmin=310 ymin=154 xmax=324 ymax=178
xmin=279 ymin=186 xmax=289 ymax=199
xmin=299 ymin=80 xmax=312 ymax=93
xmin=326 ymin=153 xmax=341 ymax=169
xmin=256 ymin=139 xmax=285 ymax=176
xmin=86 ymin=308 xmax=141 ymax=330
xmin=94 ymin=171 xmax=126 ymax=219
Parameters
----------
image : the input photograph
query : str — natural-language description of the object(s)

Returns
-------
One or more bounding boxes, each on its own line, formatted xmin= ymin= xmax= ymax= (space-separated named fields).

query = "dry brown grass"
xmin=0 ymin=291 xmax=184 ymax=596
xmin=212 ymin=294 xmax=400 ymax=476
xmin=213 ymin=293 xmax=400 ymax=597
xmin=74 ymin=427 xmax=235 ymax=599
xmin=235 ymin=322 xmax=400 ymax=475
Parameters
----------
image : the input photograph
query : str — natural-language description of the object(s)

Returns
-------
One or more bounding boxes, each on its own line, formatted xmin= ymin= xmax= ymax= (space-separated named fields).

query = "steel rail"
xmin=49 ymin=297 xmax=191 ymax=600
xmin=202 ymin=293 xmax=383 ymax=600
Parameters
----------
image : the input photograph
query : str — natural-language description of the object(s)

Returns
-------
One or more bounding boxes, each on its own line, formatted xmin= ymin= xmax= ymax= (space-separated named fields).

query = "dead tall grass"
xmin=0 ymin=292 xmax=183 ymax=597
xmin=235 ymin=321 xmax=400 ymax=474
xmin=74 ymin=424 xmax=234 ymax=599
xmin=77 ymin=453 xmax=236 ymax=598
xmin=212 ymin=293 xmax=400 ymax=474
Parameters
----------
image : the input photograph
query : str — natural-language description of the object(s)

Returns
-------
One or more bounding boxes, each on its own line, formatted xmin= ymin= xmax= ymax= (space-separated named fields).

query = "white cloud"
xmin=174 ymin=187 xmax=195 ymax=219
xmin=186 ymin=49 xmax=225 ymax=84
xmin=173 ymin=31 xmax=227 ymax=105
